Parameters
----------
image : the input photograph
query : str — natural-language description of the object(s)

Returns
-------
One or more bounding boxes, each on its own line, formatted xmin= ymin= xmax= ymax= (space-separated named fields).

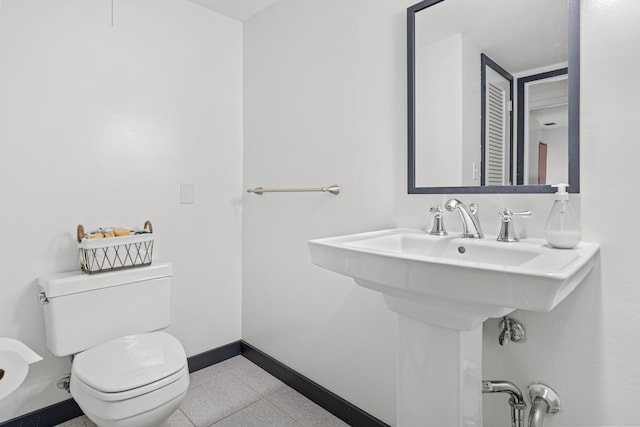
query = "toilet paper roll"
xmin=0 ymin=351 xmax=29 ymax=400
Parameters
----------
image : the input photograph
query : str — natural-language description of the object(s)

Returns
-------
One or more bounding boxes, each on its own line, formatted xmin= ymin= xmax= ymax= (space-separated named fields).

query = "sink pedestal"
xmin=368 ymin=287 xmax=503 ymax=426
xmin=397 ymin=310 xmax=483 ymax=426
xmin=376 ymin=289 xmax=508 ymax=426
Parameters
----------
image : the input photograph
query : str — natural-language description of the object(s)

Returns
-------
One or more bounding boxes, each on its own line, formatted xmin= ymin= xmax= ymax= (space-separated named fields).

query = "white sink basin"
xmin=309 ymin=228 xmax=599 ymax=330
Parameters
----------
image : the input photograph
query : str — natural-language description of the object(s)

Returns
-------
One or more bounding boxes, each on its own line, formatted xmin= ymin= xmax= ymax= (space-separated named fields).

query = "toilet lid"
xmin=72 ymin=331 xmax=187 ymax=393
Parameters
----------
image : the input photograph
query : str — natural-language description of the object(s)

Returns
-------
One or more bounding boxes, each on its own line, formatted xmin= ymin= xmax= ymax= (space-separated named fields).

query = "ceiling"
xmin=187 ymin=0 xmax=277 ymax=21
xmin=415 ymin=0 xmax=568 ymax=74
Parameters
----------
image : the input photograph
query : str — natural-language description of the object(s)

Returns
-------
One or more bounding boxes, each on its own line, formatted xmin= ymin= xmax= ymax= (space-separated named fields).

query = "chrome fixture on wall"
xmin=247 ymin=184 xmax=340 ymax=195
xmin=483 ymin=380 xmax=561 ymax=427
xmin=482 ymin=380 xmax=526 ymax=427
xmin=498 ymin=316 xmax=526 ymax=346
xmin=528 ymin=383 xmax=561 ymax=427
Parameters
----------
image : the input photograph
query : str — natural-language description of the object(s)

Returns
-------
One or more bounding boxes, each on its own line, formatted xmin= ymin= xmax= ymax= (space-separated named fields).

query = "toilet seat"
xmin=72 ymin=331 xmax=186 ymax=395
xmin=69 ymin=331 xmax=190 ymax=424
xmin=73 ymin=362 xmax=188 ymax=401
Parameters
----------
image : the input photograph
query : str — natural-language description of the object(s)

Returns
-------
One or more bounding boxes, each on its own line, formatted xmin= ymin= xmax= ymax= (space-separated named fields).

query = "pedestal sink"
xmin=308 ymin=228 xmax=599 ymax=426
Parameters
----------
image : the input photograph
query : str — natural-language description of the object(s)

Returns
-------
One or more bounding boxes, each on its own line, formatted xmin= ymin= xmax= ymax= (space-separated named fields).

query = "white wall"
xmin=0 ymin=0 xmax=242 ymax=421
xmin=414 ymin=32 xmax=481 ymax=188
xmin=242 ymin=1 xmax=406 ymax=424
xmin=461 ymin=35 xmax=482 ymax=186
xmin=528 ymin=126 xmax=541 ymax=184
xmin=415 ymin=34 xmax=463 ymax=187
xmin=244 ymin=0 xmax=640 ymax=426
xmin=543 ymin=126 xmax=569 ymax=185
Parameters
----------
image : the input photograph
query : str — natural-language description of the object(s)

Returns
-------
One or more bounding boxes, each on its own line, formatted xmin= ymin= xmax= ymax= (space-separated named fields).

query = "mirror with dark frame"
xmin=407 ymin=0 xmax=579 ymax=194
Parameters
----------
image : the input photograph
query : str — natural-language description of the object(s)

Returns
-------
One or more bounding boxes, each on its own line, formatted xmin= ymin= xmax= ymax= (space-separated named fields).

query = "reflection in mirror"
xmin=481 ymin=53 xmax=513 ymax=186
xmin=408 ymin=0 xmax=580 ymax=194
xmin=516 ymin=69 xmax=568 ymax=186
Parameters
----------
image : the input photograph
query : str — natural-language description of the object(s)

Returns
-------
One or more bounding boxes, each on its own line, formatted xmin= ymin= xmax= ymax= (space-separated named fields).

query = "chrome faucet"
xmin=444 ymin=199 xmax=484 ymax=238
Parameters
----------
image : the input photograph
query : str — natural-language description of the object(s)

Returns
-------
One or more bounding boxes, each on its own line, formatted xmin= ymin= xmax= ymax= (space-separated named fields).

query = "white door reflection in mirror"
xmin=521 ymin=74 xmax=568 ymax=185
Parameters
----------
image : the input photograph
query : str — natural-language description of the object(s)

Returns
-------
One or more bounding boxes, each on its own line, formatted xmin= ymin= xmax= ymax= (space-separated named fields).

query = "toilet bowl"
xmin=70 ymin=332 xmax=189 ymax=427
xmin=39 ymin=263 xmax=189 ymax=427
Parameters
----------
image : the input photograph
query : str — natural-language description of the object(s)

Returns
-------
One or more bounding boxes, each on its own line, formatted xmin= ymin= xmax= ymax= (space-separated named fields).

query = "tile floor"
xmin=54 ymin=356 xmax=349 ymax=427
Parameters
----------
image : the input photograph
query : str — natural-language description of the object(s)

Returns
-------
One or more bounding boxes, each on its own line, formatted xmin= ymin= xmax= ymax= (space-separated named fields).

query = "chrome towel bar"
xmin=247 ymin=185 xmax=340 ymax=195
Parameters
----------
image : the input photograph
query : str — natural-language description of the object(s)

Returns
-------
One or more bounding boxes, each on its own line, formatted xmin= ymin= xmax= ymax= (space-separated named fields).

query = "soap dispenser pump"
xmin=544 ymin=183 xmax=581 ymax=249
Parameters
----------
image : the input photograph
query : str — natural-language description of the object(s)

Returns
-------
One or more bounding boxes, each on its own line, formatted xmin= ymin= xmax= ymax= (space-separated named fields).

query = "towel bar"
xmin=247 ymin=185 xmax=340 ymax=195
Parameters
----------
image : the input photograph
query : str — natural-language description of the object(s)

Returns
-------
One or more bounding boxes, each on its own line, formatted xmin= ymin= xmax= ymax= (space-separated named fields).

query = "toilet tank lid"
xmin=38 ymin=262 xmax=172 ymax=298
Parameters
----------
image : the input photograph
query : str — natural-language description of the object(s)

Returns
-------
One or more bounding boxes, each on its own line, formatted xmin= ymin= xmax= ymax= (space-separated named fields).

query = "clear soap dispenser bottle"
xmin=544 ymin=183 xmax=581 ymax=249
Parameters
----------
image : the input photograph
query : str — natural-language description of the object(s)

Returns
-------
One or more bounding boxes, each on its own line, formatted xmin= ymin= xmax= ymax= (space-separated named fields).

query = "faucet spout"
xmin=444 ymin=199 xmax=484 ymax=238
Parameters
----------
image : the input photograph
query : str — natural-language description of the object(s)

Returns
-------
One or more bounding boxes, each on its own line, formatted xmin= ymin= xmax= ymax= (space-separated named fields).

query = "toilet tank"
xmin=38 ymin=263 xmax=172 ymax=357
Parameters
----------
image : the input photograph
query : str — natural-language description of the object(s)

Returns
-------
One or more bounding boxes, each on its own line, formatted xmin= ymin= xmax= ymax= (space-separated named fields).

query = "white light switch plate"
xmin=180 ymin=183 xmax=195 ymax=204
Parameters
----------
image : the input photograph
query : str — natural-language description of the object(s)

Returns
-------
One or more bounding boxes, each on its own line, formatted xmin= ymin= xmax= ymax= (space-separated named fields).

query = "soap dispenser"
xmin=544 ymin=183 xmax=581 ymax=249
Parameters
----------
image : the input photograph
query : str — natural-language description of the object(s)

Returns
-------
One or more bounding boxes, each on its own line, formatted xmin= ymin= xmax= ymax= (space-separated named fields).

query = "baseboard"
xmin=0 ymin=341 xmax=243 ymax=427
xmin=1 ymin=340 xmax=387 ymax=427
xmin=187 ymin=340 xmax=242 ymax=373
xmin=240 ymin=340 xmax=390 ymax=427
xmin=0 ymin=398 xmax=84 ymax=427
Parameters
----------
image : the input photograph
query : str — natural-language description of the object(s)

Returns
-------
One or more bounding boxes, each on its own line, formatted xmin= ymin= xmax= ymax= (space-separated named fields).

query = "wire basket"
xmin=76 ymin=221 xmax=154 ymax=274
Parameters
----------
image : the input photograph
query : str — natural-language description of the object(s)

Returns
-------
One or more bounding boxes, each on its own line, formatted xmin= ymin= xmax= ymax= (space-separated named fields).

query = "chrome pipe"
xmin=483 ymin=380 xmax=526 ymax=427
xmin=527 ymin=383 xmax=561 ymax=427
xmin=528 ymin=398 xmax=548 ymax=427
xmin=247 ymin=185 xmax=340 ymax=195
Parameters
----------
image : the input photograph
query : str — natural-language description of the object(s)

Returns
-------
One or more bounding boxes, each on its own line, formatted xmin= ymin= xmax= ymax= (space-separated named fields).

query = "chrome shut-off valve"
xmin=498 ymin=316 xmax=526 ymax=346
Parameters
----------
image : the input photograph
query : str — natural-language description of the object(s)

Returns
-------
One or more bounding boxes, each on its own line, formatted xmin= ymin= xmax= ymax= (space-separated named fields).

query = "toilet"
xmin=38 ymin=262 xmax=190 ymax=427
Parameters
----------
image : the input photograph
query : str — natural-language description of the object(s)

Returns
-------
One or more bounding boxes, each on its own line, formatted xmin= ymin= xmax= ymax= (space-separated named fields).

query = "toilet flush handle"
xmin=38 ymin=292 xmax=49 ymax=305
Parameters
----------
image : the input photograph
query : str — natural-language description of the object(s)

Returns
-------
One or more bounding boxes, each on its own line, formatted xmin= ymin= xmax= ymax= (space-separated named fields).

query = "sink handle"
xmin=497 ymin=209 xmax=531 ymax=242
xmin=498 ymin=209 xmax=532 ymax=221
xmin=429 ymin=206 xmax=444 ymax=216
xmin=427 ymin=207 xmax=448 ymax=236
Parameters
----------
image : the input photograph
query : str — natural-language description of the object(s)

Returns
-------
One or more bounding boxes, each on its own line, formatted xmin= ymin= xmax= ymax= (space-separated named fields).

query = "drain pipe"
xmin=527 ymin=383 xmax=561 ymax=427
xmin=482 ymin=380 xmax=526 ymax=427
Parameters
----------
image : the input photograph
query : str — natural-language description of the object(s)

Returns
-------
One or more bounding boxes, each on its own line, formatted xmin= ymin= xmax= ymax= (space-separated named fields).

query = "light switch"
xmin=180 ymin=183 xmax=195 ymax=204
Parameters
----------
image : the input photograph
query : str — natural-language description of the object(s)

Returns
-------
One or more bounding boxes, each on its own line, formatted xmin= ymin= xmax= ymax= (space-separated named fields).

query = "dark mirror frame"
xmin=407 ymin=0 xmax=580 ymax=194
